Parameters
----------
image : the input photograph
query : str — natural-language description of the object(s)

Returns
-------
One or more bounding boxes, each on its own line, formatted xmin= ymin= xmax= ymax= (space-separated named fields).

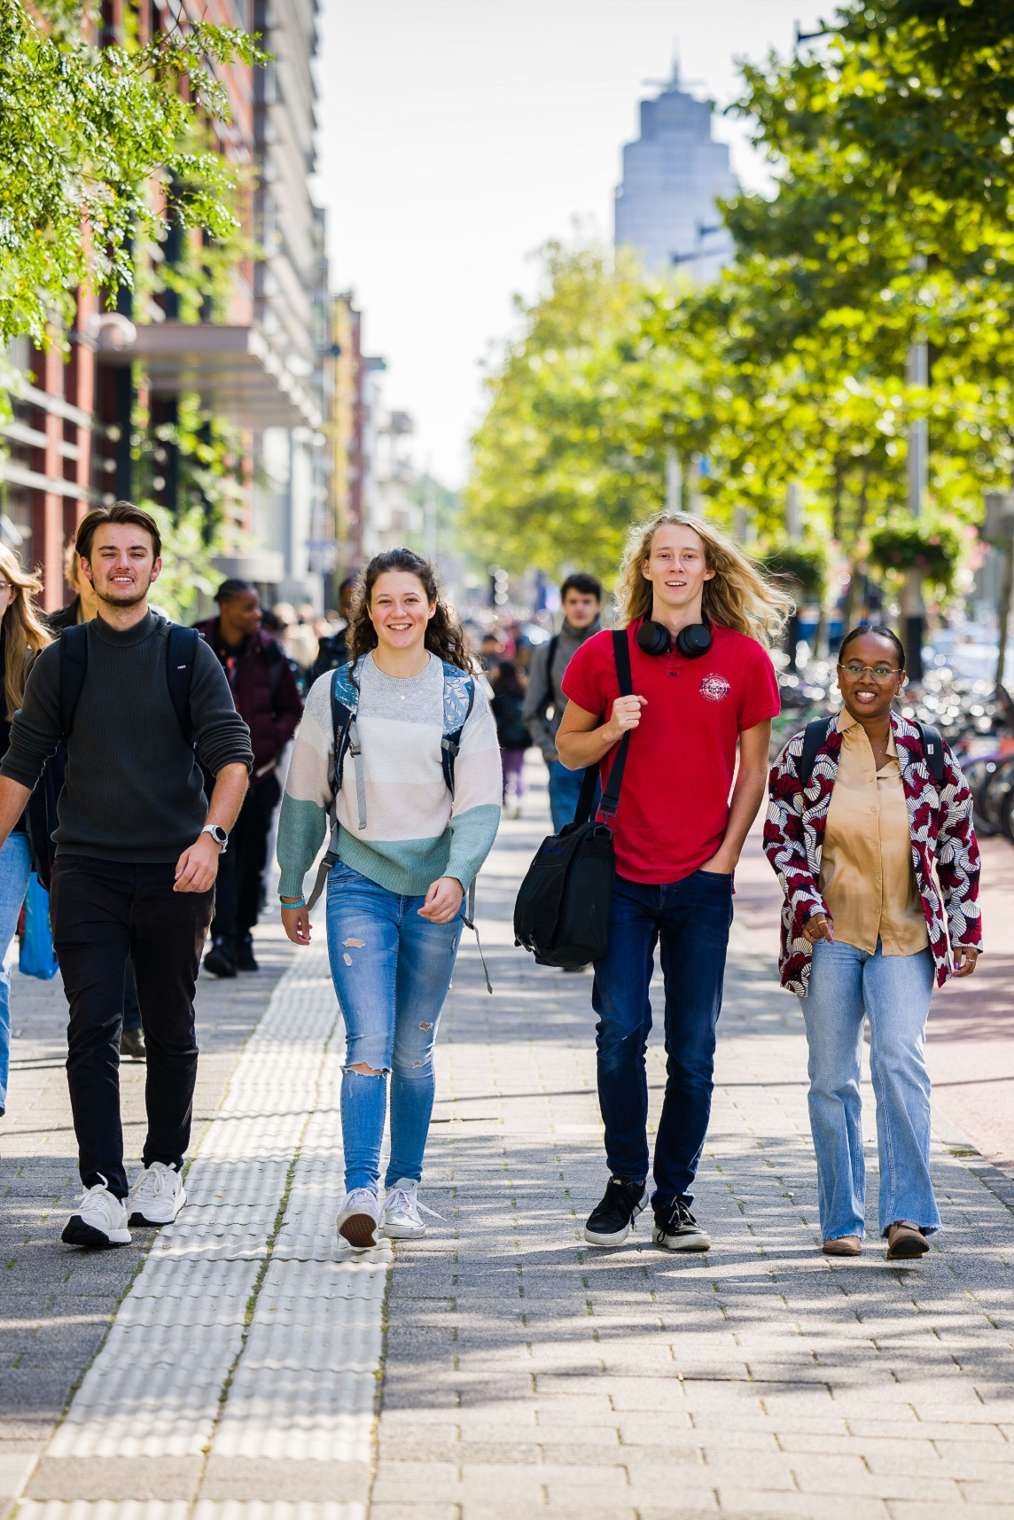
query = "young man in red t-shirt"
xmin=557 ymin=513 xmax=787 ymax=1250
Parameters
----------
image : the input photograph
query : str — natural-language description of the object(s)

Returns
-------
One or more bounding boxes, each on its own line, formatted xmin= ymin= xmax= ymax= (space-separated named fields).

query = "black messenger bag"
xmin=513 ymin=630 xmax=633 ymax=970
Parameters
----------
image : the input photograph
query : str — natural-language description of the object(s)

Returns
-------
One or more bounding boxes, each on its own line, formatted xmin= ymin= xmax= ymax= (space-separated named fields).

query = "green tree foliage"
xmin=465 ymin=243 xmax=663 ymax=582
xmin=466 ymin=0 xmax=1013 ymax=603
xmin=0 ymin=0 xmax=265 ymax=345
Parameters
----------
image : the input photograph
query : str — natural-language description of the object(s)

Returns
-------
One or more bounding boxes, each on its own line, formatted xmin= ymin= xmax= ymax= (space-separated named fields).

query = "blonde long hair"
xmin=616 ymin=511 xmax=794 ymax=647
xmin=0 ymin=544 xmax=52 ymax=716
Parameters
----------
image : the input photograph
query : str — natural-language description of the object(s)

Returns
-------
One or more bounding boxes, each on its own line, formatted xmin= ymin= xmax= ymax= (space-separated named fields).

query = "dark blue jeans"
xmin=592 ymin=869 xmax=734 ymax=1210
xmin=547 ymin=759 xmax=585 ymax=832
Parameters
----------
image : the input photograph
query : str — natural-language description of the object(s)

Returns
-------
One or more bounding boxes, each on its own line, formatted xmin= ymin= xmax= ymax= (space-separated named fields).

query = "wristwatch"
xmin=201 ymin=823 xmax=229 ymax=851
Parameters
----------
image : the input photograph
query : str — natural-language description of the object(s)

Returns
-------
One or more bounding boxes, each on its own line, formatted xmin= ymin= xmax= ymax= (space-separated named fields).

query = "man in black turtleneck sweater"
xmin=0 ymin=502 xmax=252 ymax=1249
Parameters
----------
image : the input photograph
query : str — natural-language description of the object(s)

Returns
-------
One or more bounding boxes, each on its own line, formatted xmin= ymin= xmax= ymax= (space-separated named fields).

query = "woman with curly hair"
xmin=0 ymin=544 xmax=52 ymax=1119
xmin=765 ymin=624 xmax=982 ymax=1260
xmin=277 ymin=549 xmax=501 ymax=1249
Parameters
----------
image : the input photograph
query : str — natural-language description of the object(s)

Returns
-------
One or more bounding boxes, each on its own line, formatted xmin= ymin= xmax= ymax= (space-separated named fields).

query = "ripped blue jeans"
xmin=326 ymin=861 xmax=463 ymax=1191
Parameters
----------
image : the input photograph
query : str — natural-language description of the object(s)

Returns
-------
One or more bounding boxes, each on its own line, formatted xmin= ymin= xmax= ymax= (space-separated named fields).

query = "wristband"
xmin=280 ymin=898 xmax=307 ymax=910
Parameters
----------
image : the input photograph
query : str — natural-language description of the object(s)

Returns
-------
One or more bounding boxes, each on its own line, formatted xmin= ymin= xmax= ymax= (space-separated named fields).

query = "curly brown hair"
xmin=348 ymin=549 xmax=475 ymax=673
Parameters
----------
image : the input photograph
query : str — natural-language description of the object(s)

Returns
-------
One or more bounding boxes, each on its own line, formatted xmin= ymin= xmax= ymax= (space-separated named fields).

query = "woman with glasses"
xmin=0 ymin=546 xmax=52 ymax=1121
xmin=764 ymin=624 xmax=982 ymax=1259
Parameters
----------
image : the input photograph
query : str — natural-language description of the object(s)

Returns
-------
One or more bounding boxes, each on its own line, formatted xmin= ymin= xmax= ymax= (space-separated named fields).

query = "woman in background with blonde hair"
xmin=0 ymin=544 xmax=52 ymax=1118
xmin=556 ymin=510 xmax=790 ymax=1253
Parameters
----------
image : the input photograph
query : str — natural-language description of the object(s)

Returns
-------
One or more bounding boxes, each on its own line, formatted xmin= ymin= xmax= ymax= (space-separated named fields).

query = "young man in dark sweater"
xmin=0 ymin=502 xmax=252 ymax=1248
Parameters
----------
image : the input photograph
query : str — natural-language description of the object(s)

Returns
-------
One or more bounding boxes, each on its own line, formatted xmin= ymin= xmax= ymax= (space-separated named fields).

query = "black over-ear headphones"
xmin=636 ymin=615 xmax=713 ymax=659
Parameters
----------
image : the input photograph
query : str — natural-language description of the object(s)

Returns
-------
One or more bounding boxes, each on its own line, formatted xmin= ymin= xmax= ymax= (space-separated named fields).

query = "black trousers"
xmin=211 ymin=771 xmax=280 ymax=943
xmin=50 ymin=856 xmax=214 ymax=1198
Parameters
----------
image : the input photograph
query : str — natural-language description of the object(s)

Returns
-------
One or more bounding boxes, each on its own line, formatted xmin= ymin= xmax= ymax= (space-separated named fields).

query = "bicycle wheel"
xmin=1001 ymin=777 xmax=1014 ymax=843
xmin=963 ymin=756 xmax=1000 ymax=838
xmin=981 ymin=755 xmax=1014 ymax=833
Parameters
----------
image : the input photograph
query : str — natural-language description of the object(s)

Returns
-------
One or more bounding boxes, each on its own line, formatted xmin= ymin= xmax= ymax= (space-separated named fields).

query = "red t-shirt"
xmin=561 ymin=619 xmax=780 ymax=884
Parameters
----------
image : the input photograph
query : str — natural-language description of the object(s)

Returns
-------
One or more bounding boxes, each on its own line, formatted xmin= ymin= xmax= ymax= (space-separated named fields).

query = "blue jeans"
xmin=326 ymin=862 xmax=463 ymax=1191
xmin=592 ymin=869 xmax=734 ymax=1210
xmin=0 ymin=832 xmax=33 ymax=1116
xmin=547 ymin=759 xmax=585 ymax=833
xmin=802 ymin=939 xmax=938 ymax=1240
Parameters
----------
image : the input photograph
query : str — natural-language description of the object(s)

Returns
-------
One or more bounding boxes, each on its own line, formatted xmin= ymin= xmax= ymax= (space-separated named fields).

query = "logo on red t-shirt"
xmin=699 ymin=673 xmax=731 ymax=703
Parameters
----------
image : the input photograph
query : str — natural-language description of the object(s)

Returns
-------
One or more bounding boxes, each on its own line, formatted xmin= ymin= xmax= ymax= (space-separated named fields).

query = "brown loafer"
xmin=886 ymin=1221 xmax=929 ymax=1260
xmin=822 ymin=1235 xmax=862 ymax=1257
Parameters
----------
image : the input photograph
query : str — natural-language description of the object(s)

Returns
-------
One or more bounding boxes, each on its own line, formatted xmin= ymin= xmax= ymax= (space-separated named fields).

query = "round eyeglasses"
xmin=838 ymin=661 xmax=902 ymax=679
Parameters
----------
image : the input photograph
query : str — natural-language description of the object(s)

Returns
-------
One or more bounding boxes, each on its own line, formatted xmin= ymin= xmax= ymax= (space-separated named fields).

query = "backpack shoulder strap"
xmin=330 ymin=657 xmax=362 ymax=794
xmin=798 ymin=716 xmax=835 ymax=788
xmin=307 ymin=658 xmax=363 ymax=914
xmin=166 ymin=624 xmax=200 ymax=744
xmin=58 ymin=623 xmax=90 ymax=738
xmin=440 ymin=661 xmax=476 ymax=795
xmin=914 ymin=720 xmax=946 ymax=785
xmin=544 ymin=633 xmax=559 ymax=706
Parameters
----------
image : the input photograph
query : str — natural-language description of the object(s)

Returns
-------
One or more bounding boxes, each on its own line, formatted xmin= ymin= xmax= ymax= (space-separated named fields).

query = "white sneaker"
xmin=62 ymin=1178 xmax=131 ymax=1249
xmin=337 ymin=1187 xmax=380 ymax=1250
xmin=127 ymin=1162 xmax=186 ymax=1226
xmin=380 ymin=1178 xmax=439 ymax=1240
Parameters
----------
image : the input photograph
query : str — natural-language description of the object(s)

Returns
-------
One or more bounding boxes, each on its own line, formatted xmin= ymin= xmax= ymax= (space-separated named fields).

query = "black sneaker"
xmin=204 ymin=939 xmax=237 ymax=978
xmin=653 ymin=1198 xmax=711 ymax=1252
xmin=234 ymin=934 xmax=259 ymax=973
xmin=119 ymin=1027 xmax=146 ymax=1061
xmin=583 ymin=1177 xmax=648 ymax=1247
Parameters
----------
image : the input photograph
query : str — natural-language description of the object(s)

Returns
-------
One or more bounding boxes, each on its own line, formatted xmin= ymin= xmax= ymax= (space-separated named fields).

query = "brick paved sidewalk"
xmin=2 ymin=767 xmax=1013 ymax=1520
xmin=0 ymin=923 xmax=292 ymax=1514
xmin=375 ymin=784 xmax=1014 ymax=1520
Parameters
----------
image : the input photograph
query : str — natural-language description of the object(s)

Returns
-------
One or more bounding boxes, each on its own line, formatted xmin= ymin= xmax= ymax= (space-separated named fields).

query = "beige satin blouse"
xmin=818 ymin=709 xmax=929 ymax=955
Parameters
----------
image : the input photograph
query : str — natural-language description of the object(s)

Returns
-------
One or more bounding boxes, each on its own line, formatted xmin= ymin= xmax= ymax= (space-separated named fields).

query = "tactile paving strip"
xmin=43 ymin=942 xmax=393 ymax=1493
xmin=20 ymin=1507 xmax=365 ymax=1520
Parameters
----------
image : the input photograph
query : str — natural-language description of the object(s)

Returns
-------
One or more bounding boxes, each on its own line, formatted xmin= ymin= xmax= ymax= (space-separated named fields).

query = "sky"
xmin=316 ymin=0 xmax=826 ymax=488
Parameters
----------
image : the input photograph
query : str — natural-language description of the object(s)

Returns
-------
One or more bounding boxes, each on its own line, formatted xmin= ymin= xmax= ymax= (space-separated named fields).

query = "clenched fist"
xmin=607 ymin=694 xmax=647 ymax=741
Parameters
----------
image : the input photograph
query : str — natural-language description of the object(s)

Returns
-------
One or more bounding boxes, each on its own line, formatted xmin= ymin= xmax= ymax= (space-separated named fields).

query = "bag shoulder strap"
xmin=58 ymin=623 xmax=90 ymax=738
xmin=596 ymin=630 xmax=634 ymax=821
xmin=166 ymin=624 xmax=200 ymax=744
xmin=798 ymin=716 xmax=835 ymax=788
xmin=440 ymin=661 xmax=476 ymax=795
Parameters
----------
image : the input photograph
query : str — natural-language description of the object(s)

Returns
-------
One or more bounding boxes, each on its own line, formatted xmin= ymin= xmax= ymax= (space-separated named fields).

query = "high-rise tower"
xmin=614 ymin=61 xmax=736 ymax=281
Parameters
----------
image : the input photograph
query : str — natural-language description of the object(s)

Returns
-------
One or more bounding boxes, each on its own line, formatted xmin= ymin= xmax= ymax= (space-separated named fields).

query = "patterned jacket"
xmin=764 ymin=711 xmax=982 ymax=996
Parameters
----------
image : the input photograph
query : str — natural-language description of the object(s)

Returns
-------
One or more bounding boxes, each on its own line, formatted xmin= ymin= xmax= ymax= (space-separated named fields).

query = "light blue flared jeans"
xmin=801 ymin=938 xmax=939 ymax=1241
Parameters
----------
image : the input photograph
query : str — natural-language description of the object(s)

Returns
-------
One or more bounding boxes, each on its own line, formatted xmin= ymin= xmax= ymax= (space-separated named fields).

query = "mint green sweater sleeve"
xmin=444 ymin=686 xmax=503 ymax=889
xmin=276 ymin=677 xmax=332 ymax=900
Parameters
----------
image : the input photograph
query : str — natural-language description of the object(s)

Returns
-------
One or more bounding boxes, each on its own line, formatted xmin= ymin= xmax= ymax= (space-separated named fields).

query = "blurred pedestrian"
xmin=48 ymin=547 xmax=146 ymax=1060
xmin=278 ymin=547 xmax=501 ymax=1250
xmin=49 ymin=541 xmax=98 ymax=632
xmin=0 ymin=545 xmax=52 ymax=1123
xmin=524 ymin=573 xmax=603 ymax=830
xmin=308 ymin=575 xmax=357 ymax=684
xmin=765 ymin=624 xmax=982 ymax=1260
xmin=196 ymin=580 xmax=303 ymax=977
xmin=0 ymin=502 xmax=252 ymax=1248
xmin=479 ymin=630 xmax=505 ymax=676
xmin=490 ymin=659 xmax=529 ymax=818
xmin=557 ymin=514 xmax=786 ymax=1252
